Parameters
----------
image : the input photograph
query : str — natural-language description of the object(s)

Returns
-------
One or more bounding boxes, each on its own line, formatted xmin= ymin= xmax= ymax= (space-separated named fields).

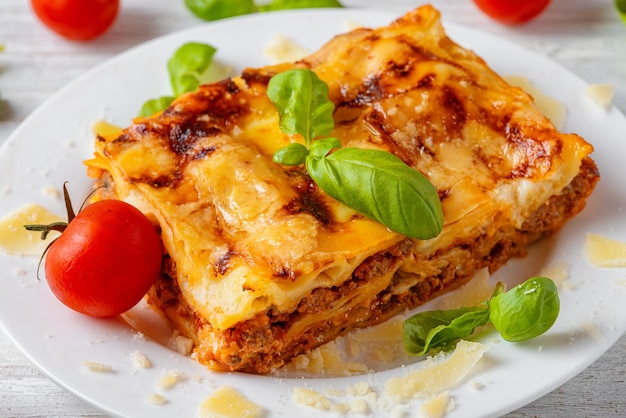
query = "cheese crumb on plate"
xmin=585 ymin=233 xmax=626 ymax=267
xmin=199 ymin=385 xmax=265 ymax=418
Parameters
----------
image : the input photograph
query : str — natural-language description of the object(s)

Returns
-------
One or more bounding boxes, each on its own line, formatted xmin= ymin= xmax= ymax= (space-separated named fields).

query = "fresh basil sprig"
xmin=403 ymin=277 xmax=560 ymax=356
xmin=139 ymin=42 xmax=217 ymax=117
xmin=258 ymin=0 xmax=343 ymax=12
xmin=184 ymin=0 xmax=256 ymax=22
xmin=616 ymin=0 xmax=626 ymax=24
xmin=267 ymin=69 xmax=443 ymax=240
xmin=184 ymin=0 xmax=343 ymax=21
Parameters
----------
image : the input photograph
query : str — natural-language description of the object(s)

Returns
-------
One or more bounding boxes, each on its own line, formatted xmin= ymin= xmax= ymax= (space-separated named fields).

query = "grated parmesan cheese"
xmin=292 ymin=387 xmax=333 ymax=411
xmin=157 ymin=370 xmax=184 ymax=390
xmin=418 ymin=391 xmax=453 ymax=418
xmin=130 ymin=350 xmax=152 ymax=369
xmin=168 ymin=331 xmax=194 ymax=355
xmin=82 ymin=361 xmax=113 ymax=373
xmin=146 ymin=393 xmax=166 ymax=405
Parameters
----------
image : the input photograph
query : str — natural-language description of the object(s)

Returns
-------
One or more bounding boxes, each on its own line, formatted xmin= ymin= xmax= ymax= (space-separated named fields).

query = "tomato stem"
xmin=63 ymin=181 xmax=77 ymax=222
xmin=24 ymin=222 xmax=68 ymax=240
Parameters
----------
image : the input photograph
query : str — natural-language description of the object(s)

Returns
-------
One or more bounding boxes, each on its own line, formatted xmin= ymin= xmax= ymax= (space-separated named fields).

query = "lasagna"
xmin=86 ymin=5 xmax=599 ymax=373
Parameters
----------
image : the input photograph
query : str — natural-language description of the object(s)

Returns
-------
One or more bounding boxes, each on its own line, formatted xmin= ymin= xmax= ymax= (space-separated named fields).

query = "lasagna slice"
xmin=86 ymin=5 xmax=598 ymax=373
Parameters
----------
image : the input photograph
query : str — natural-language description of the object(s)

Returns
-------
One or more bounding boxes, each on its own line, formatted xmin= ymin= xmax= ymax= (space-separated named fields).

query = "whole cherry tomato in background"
xmin=30 ymin=0 xmax=120 ymax=41
xmin=29 ymin=198 xmax=163 ymax=317
xmin=472 ymin=0 xmax=552 ymax=25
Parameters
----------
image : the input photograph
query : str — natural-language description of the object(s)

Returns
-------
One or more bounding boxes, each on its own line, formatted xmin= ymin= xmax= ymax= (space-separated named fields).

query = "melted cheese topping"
xmin=504 ymin=76 xmax=566 ymax=130
xmin=86 ymin=5 xmax=594 ymax=333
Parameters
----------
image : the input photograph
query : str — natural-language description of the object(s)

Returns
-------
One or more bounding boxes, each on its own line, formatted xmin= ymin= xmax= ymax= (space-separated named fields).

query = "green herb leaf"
xmin=402 ymin=278 xmax=560 ymax=356
xmin=139 ymin=42 xmax=217 ymax=116
xmin=138 ymin=96 xmax=175 ymax=118
xmin=184 ymin=0 xmax=256 ymax=21
xmin=489 ymin=277 xmax=560 ymax=342
xmin=168 ymin=42 xmax=217 ymax=97
xmin=267 ymin=69 xmax=335 ymax=146
xmin=403 ymin=306 xmax=491 ymax=356
xmin=267 ymin=68 xmax=443 ymax=239
xmin=616 ymin=0 xmax=626 ymax=24
xmin=306 ymin=148 xmax=444 ymax=239
xmin=308 ymin=137 xmax=341 ymax=159
xmin=259 ymin=0 xmax=343 ymax=11
xmin=273 ymin=142 xmax=309 ymax=166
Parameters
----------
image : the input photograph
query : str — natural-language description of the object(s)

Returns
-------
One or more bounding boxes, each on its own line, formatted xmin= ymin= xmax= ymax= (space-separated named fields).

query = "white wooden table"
xmin=1 ymin=0 xmax=625 ymax=416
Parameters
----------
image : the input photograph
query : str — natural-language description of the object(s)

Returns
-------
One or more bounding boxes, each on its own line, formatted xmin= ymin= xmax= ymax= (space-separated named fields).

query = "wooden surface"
xmin=1 ymin=0 xmax=625 ymax=416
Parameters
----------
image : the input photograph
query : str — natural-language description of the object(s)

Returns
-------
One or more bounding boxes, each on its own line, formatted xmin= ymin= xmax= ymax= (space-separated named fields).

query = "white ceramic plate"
xmin=1 ymin=8 xmax=626 ymax=418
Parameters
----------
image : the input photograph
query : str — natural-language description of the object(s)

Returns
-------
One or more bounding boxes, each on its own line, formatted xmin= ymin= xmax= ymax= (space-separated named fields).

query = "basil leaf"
xmin=273 ymin=143 xmax=309 ymax=166
xmin=309 ymin=137 xmax=341 ymax=159
xmin=138 ymin=96 xmax=175 ymax=118
xmin=616 ymin=0 xmax=626 ymax=24
xmin=168 ymin=42 xmax=217 ymax=97
xmin=184 ymin=0 xmax=256 ymax=21
xmin=139 ymin=42 xmax=217 ymax=116
xmin=267 ymin=69 xmax=335 ymax=146
xmin=306 ymin=148 xmax=444 ymax=239
xmin=489 ymin=277 xmax=560 ymax=342
xmin=259 ymin=0 xmax=343 ymax=11
xmin=403 ymin=306 xmax=491 ymax=356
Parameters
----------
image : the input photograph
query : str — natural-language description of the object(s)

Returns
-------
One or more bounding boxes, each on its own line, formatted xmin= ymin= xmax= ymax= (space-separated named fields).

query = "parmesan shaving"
xmin=130 ymin=350 xmax=152 ymax=369
xmin=539 ymin=260 xmax=571 ymax=288
xmin=582 ymin=322 xmax=606 ymax=344
xmin=384 ymin=340 xmax=489 ymax=400
xmin=0 ymin=203 xmax=63 ymax=256
xmin=199 ymin=385 xmax=265 ymax=418
xmin=157 ymin=370 xmax=184 ymax=390
xmin=585 ymin=83 xmax=615 ymax=110
xmin=82 ymin=361 xmax=113 ymax=373
xmin=146 ymin=393 xmax=166 ymax=405
xmin=585 ymin=233 xmax=626 ymax=267
xmin=292 ymin=387 xmax=333 ymax=411
xmin=263 ymin=34 xmax=309 ymax=64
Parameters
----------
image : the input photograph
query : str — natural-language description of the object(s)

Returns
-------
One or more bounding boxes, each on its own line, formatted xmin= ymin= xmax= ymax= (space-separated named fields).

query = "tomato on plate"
xmin=30 ymin=0 xmax=120 ymax=41
xmin=27 ymin=192 xmax=162 ymax=318
xmin=472 ymin=0 xmax=552 ymax=25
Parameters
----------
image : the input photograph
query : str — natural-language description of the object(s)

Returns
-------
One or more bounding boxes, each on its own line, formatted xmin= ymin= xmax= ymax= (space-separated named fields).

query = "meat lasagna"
xmin=85 ymin=5 xmax=599 ymax=373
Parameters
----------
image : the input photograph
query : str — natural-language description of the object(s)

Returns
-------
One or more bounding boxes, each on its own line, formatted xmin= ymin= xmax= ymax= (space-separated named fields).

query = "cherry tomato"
xmin=472 ymin=0 xmax=552 ymax=25
xmin=30 ymin=0 xmax=120 ymax=41
xmin=44 ymin=200 xmax=162 ymax=317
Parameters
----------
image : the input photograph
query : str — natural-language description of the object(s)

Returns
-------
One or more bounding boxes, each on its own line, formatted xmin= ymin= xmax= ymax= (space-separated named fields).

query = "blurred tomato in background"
xmin=473 ymin=0 xmax=552 ymax=25
xmin=30 ymin=0 xmax=120 ymax=41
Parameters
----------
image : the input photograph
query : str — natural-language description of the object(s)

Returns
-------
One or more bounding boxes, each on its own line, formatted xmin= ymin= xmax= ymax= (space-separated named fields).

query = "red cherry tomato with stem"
xmin=26 ymin=185 xmax=162 ymax=317
xmin=30 ymin=0 xmax=120 ymax=41
xmin=472 ymin=0 xmax=552 ymax=25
